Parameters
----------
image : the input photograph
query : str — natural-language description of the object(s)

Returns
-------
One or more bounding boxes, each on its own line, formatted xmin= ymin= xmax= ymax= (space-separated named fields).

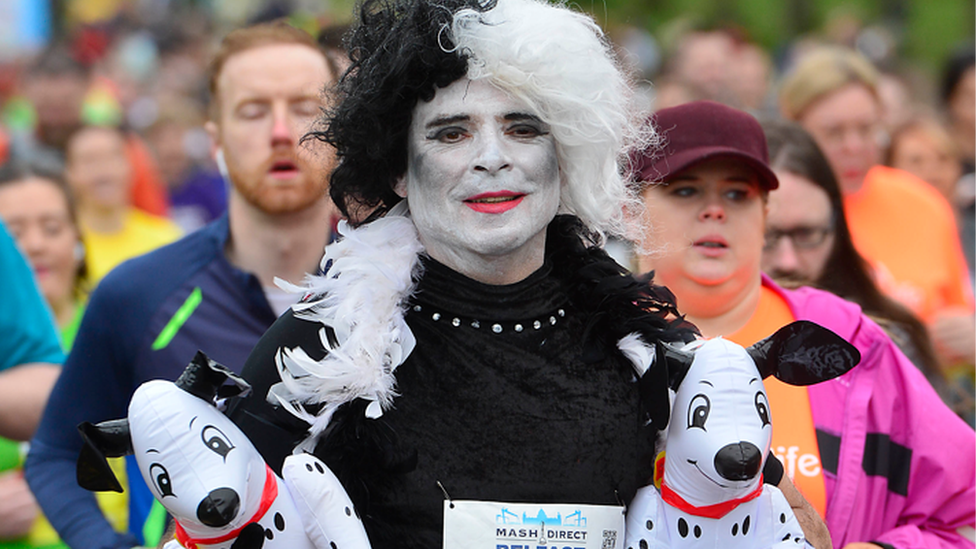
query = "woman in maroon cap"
xmin=633 ymin=100 xmax=975 ymax=549
xmin=634 ymin=101 xmax=779 ymax=338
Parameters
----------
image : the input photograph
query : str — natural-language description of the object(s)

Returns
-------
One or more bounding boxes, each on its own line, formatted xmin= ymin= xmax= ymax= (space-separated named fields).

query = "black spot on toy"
xmin=678 ymin=518 xmax=689 ymax=537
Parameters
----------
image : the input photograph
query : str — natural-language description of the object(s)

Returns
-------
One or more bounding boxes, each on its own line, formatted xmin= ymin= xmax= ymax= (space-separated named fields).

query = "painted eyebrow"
xmin=146 ymin=448 xmax=160 ymax=454
xmin=504 ymin=113 xmax=544 ymax=123
xmin=749 ymin=377 xmax=759 ymax=384
xmin=424 ymin=112 xmax=545 ymax=130
xmin=189 ymin=416 xmax=198 ymax=430
xmin=425 ymin=115 xmax=470 ymax=130
xmin=699 ymin=380 xmax=714 ymax=387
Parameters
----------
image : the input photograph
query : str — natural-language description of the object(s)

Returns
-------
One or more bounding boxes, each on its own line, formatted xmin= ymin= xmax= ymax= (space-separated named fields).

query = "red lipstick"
xmin=464 ymin=191 xmax=525 ymax=214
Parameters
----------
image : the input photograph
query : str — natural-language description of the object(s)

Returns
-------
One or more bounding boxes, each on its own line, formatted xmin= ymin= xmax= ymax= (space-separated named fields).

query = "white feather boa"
xmin=267 ymin=201 xmax=658 ymax=452
xmin=270 ymin=201 xmax=423 ymax=451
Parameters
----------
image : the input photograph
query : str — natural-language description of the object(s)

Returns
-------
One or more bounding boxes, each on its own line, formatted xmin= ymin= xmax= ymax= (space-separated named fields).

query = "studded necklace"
xmin=408 ymin=303 xmax=567 ymax=334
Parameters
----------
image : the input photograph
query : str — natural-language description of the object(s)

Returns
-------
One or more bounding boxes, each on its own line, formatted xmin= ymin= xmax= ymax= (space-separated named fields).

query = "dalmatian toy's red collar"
xmin=651 ymin=452 xmax=764 ymax=518
xmin=174 ymin=465 xmax=277 ymax=549
xmin=661 ymin=474 xmax=763 ymax=519
xmin=653 ymin=452 xmax=765 ymax=519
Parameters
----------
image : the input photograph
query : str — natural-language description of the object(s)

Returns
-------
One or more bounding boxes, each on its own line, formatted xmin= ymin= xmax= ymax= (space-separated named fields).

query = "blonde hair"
xmin=779 ymin=47 xmax=881 ymax=121
xmin=888 ymin=112 xmax=961 ymax=162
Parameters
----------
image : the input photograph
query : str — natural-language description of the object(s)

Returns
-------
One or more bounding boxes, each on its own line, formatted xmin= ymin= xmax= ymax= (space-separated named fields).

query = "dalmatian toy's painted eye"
xmin=687 ymin=394 xmax=710 ymax=431
xmin=149 ymin=463 xmax=174 ymax=498
xmin=755 ymin=392 xmax=770 ymax=427
xmin=201 ymin=425 xmax=235 ymax=460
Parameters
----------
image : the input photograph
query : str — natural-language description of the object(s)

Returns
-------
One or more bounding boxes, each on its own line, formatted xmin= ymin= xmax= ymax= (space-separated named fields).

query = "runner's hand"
xmin=0 ymin=470 xmax=39 ymax=540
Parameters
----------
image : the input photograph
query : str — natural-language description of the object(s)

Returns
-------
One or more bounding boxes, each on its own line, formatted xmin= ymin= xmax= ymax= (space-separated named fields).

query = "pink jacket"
xmin=766 ymin=275 xmax=975 ymax=548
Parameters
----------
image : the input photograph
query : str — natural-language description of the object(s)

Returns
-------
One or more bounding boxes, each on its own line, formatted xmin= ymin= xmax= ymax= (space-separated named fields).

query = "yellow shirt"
xmin=82 ymin=209 xmax=182 ymax=285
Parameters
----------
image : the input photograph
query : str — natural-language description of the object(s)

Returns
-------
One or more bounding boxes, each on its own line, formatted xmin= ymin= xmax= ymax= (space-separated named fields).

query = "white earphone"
xmin=215 ymin=147 xmax=229 ymax=182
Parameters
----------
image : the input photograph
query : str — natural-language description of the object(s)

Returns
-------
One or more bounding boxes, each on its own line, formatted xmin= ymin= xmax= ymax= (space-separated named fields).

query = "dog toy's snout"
xmin=196 ymin=487 xmax=241 ymax=527
xmin=714 ymin=441 xmax=762 ymax=481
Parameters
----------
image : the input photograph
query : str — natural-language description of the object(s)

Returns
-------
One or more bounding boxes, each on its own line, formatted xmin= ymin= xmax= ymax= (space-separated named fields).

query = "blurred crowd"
xmin=0 ymin=1 xmax=971 ymax=548
xmin=614 ymin=19 xmax=976 ymax=420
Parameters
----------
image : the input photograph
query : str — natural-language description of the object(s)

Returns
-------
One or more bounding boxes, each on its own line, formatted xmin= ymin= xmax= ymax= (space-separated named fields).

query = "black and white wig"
xmin=310 ymin=0 xmax=648 ymax=241
xmin=278 ymin=0 xmax=685 ymax=447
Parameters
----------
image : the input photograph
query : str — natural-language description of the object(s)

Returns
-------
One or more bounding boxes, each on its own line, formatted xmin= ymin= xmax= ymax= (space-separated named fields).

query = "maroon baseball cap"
xmin=632 ymin=100 xmax=778 ymax=191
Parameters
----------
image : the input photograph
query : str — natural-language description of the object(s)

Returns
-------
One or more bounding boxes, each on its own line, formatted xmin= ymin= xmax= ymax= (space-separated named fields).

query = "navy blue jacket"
xmin=25 ymin=215 xmax=278 ymax=549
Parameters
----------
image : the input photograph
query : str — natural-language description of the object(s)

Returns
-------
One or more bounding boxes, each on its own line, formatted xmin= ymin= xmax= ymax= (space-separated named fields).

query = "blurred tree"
xmin=593 ymin=0 xmax=973 ymax=82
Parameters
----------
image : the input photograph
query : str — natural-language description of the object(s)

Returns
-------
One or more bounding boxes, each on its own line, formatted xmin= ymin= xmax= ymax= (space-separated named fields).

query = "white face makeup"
xmin=396 ymin=78 xmax=561 ymax=284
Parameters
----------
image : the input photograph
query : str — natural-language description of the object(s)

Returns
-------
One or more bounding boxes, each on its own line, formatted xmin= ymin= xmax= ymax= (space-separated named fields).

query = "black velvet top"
xmin=228 ymin=218 xmax=694 ymax=549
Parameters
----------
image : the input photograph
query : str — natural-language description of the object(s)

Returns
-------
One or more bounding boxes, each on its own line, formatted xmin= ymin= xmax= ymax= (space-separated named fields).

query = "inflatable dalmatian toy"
xmin=625 ymin=321 xmax=859 ymax=549
xmin=76 ymin=352 xmax=372 ymax=549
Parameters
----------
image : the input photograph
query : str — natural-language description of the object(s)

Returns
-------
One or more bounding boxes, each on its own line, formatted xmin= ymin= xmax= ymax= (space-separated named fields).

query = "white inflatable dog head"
xmin=129 ymin=380 xmax=264 ymax=531
xmin=78 ymin=352 xmax=263 ymax=534
xmin=652 ymin=321 xmax=859 ymax=507
xmin=665 ymin=337 xmax=774 ymax=505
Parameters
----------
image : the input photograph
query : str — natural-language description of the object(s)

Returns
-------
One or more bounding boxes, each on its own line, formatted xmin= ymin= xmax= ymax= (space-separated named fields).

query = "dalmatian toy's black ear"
xmin=175 ymin=351 xmax=252 ymax=403
xmin=659 ymin=340 xmax=695 ymax=390
xmin=747 ymin=320 xmax=860 ymax=385
xmin=641 ymin=341 xmax=696 ymax=429
xmin=76 ymin=419 xmax=132 ymax=493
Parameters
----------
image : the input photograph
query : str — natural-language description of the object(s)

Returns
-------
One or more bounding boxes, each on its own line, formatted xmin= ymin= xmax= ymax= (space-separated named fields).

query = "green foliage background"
xmin=584 ymin=0 xmax=973 ymax=78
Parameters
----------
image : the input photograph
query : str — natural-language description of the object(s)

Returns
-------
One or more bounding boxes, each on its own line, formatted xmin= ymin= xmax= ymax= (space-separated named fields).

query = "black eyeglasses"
xmin=764 ymin=224 xmax=834 ymax=251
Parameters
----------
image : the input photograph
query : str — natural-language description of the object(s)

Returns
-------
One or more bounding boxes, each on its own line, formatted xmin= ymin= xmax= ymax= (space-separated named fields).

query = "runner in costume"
xmin=226 ymin=1 xmax=810 ymax=547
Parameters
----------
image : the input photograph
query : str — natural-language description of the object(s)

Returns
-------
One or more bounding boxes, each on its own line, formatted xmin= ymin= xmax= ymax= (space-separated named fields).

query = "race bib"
xmin=443 ymin=500 xmax=625 ymax=549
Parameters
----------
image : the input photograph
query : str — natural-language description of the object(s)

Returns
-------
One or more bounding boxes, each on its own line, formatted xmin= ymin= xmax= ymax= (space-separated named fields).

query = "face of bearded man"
xmin=209 ymin=43 xmax=335 ymax=215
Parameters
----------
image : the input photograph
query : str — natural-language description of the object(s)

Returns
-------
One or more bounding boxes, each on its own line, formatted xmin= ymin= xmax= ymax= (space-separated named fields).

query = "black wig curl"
xmin=306 ymin=0 xmax=494 ymax=223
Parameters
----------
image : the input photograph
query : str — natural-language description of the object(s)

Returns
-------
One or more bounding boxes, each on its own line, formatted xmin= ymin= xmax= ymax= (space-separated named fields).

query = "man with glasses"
xmin=762 ymin=193 xmax=835 ymax=284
